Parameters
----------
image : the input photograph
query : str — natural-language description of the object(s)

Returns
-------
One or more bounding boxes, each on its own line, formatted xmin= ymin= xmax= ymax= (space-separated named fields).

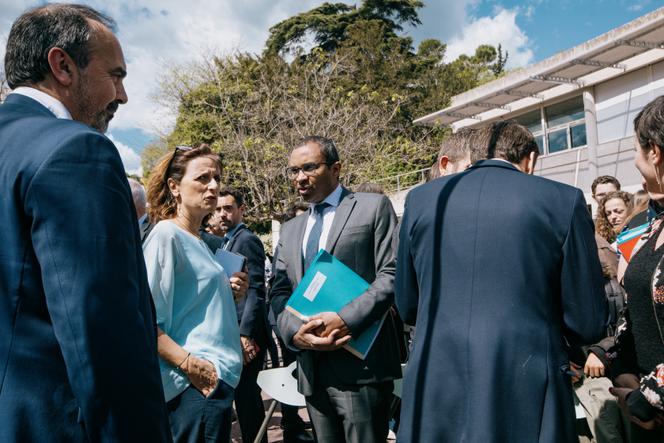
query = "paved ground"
xmin=230 ymin=333 xmax=398 ymax=442
xmin=230 ymin=395 xmax=310 ymax=443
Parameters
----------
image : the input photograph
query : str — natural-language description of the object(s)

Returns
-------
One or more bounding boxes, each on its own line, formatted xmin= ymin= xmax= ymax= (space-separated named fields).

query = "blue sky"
xmin=0 ymin=0 xmax=661 ymax=175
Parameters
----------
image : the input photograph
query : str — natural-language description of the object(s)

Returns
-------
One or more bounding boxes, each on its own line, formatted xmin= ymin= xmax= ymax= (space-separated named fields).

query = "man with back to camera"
xmin=270 ymin=136 xmax=401 ymax=443
xmin=0 ymin=4 xmax=170 ymax=442
xmin=395 ymin=121 xmax=607 ymax=442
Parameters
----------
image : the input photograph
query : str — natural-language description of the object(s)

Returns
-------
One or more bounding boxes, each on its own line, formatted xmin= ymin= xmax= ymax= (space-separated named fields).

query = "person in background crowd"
xmin=271 ymin=136 xmax=401 ymax=443
xmin=356 ymin=182 xmax=385 ymax=194
xmin=0 ymin=4 xmax=171 ymax=441
xmin=395 ymin=121 xmax=607 ymax=443
xmin=592 ymin=175 xmax=622 ymax=206
xmin=212 ymin=187 xmax=270 ymax=443
xmin=206 ymin=197 xmax=229 ymax=237
xmin=429 ymin=128 xmax=480 ymax=180
xmin=609 ymin=95 xmax=664 ymax=442
xmin=144 ymin=145 xmax=244 ymax=443
xmin=571 ymin=194 xmax=630 ymax=442
xmin=596 ymin=191 xmax=633 ymax=244
xmin=129 ymin=177 xmax=152 ymax=242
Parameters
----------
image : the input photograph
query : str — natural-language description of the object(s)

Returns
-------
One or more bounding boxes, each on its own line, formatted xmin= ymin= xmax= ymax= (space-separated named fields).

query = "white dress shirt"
xmin=10 ymin=87 xmax=72 ymax=120
xmin=302 ymin=184 xmax=343 ymax=257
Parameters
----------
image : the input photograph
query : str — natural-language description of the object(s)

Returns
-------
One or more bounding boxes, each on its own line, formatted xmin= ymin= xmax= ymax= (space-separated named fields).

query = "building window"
xmin=514 ymin=96 xmax=587 ymax=155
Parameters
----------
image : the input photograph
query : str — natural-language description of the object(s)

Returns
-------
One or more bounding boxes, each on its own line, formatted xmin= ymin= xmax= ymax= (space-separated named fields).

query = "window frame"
xmin=514 ymin=95 xmax=587 ymax=156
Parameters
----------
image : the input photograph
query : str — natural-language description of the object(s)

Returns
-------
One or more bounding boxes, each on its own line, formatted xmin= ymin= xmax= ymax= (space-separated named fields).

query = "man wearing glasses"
xmin=270 ymin=136 xmax=401 ymax=443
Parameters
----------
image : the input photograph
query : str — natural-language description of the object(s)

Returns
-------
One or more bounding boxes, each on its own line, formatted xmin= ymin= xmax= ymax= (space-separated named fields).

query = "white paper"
xmin=303 ymin=271 xmax=327 ymax=302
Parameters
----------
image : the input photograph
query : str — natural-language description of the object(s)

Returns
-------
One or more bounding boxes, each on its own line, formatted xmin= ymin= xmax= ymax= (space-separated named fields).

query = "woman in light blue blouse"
xmin=144 ymin=145 xmax=242 ymax=443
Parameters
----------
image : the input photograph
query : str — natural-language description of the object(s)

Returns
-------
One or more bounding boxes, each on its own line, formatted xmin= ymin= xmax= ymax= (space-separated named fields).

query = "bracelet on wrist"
xmin=177 ymin=352 xmax=191 ymax=372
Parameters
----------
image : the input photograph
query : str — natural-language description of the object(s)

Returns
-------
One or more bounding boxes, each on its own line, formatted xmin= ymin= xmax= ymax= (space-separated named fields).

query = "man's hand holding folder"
xmin=292 ymin=315 xmax=352 ymax=351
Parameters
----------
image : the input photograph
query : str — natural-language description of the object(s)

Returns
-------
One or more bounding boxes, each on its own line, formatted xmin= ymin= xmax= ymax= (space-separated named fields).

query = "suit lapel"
xmin=293 ymin=215 xmax=308 ymax=282
xmin=326 ymin=189 xmax=356 ymax=254
xmin=226 ymin=225 xmax=246 ymax=251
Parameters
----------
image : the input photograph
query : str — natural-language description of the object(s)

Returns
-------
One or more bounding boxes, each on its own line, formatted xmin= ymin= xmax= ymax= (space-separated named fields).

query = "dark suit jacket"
xmin=140 ymin=215 xmax=154 ymax=243
xmin=206 ymin=226 xmax=268 ymax=344
xmin=0 ymin=94 xmax=170 ymax=442
xmin=395 ymin=160 xmax=607 ymax=443
xmin=270 ymin=188 xmax=402 ymax=396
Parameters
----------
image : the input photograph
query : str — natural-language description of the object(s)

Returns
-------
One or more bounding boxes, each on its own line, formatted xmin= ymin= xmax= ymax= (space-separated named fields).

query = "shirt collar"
xmin=315 ymin=184 xmax=343 ymax=210
xmin=224 ymin=222 xmax=245 ymax=240
xmin=10 ymin=87 xmax=73 ymax=120
xmin=138 ymin=213 xmax=148 ymax=225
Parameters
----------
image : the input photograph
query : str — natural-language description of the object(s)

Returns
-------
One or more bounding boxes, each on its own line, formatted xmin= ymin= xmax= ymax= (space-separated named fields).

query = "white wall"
xmin=595 ymin=61 xmax=664 ymax=144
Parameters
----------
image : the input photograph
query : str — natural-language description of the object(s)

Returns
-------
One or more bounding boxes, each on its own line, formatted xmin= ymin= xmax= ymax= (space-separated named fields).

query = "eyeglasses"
xmin=164 ymin=145 xmax=193 ymax=181
xmin=285 ymin=162 xmax=332 ymax=179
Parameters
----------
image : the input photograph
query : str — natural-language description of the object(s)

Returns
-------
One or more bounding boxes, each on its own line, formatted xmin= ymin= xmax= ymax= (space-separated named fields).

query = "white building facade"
xmin=415 ymin=7 xmax=664 ymax=206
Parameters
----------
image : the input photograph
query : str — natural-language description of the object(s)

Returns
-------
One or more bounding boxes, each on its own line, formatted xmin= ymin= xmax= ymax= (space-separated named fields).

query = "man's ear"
xmin=650 ymin=143 xmax=663 ymax=166
xmin=516 ymin=151 xmax=538 ymax=175
xmin=438 ymin=156 xmax=449 ymax=174
xmin=47 ymin=47 xmax=76 ymax=86
xmin=331 ymin=161 xmax=341 ymax=179
xmin=525 ymin=151 xmax=538 ymax=175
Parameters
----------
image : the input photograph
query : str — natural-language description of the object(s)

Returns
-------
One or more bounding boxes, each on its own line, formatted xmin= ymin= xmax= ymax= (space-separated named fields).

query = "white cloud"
xmin=0 ymin=1 xmax=536 ymax=139
xmin=445 ymin=8 xmax=535 ymax=68
xmin=627 ymin=0 xmax=651 ymax=12
xmin=101 ymin=0 xmax=341 ymax=134
xmin=108 ymin=134 xmax=143 ymax=176
xmin=0 ymin=1 xmax=338 ymax=137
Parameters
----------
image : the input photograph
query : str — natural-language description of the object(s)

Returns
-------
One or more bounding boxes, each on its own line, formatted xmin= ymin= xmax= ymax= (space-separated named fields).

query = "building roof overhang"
xmin=415 ymin=7 xmax=664 ymax=128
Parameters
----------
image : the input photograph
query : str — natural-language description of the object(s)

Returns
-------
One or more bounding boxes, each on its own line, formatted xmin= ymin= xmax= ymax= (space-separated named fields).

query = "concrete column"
xmin=583 ymin=87 xmax=600 ymax=179
xmin=271 ymin=219 xmax=281 ymax=255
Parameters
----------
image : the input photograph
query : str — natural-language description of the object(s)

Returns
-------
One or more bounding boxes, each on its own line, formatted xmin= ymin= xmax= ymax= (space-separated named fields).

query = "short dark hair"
xmin=284 ymin=201 xmax=309 ymax=221
xmin=355 ymin=182 xmax=384 ymax=194
xmin=294 ymin=136 xmax=340 ymax=163
xmin=219 ymin=187 xmax=245 ymax=207
xmin=5 ymin=4 xmax=116 ymax=89
xmin=634 ymin=95 xmax=664 ymax=154
xmin=591 ymin=175 xmax=621 ymax=195
xmin=485 ymin=121 xmax=539 ymax=163
xmin=437 ymin=128 xmax=474 ymax=164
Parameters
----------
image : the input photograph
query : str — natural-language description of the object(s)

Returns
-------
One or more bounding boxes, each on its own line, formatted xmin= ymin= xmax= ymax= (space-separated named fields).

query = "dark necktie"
xmin=220 ymin=236 xmax=230 ymax=250
xmin=304 ymin=202 xmax=330 ymax=271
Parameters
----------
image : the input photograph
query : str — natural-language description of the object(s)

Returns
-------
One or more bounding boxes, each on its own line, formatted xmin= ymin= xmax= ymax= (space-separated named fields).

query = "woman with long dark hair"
xmin=610 ymin=96 xmax=664 ymax=441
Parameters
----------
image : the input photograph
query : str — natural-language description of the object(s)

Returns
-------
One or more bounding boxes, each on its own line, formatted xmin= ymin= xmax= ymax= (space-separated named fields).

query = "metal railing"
xmin=374 ymin=167 xmax=430 ymax=195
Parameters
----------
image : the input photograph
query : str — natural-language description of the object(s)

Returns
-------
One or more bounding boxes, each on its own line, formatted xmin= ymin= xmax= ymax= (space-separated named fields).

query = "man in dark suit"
xmin=215 ymin=187 xmax=270 ymax=443
xmin=395 ymin=121 xmax=607 ymax=443
xmin=128 ymin=178 xmax=152 ymax=242
xmin=0 ymin=4 xmax=170 ymax=442
xmin=271 ymin=136 xmax=401 ymax=443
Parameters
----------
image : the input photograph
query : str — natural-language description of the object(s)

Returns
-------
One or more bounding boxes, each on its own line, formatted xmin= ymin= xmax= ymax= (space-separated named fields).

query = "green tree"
xmin=140 ymin=140 xmax=169 ymax=181
xmin=265 ymin=0 xmax=423 ymax=55
xmin=157 ymin=1 xmax=509 ymax=228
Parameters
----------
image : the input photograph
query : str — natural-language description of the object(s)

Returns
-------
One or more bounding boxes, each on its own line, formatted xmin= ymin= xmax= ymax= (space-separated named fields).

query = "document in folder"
xmin=214 ymin=249 xmax=247 ymax=278
xmin=285 ymin=250 xmax=386 ymax=360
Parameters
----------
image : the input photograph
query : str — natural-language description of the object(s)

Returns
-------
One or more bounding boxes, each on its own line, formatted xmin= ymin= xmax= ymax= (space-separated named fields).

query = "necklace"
xmin=172 ymin=217 xmax=200 ymax=239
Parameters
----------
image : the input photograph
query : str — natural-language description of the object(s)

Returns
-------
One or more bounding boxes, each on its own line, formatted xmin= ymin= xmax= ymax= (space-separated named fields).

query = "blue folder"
xmin=285 ymin=250 xmax=386 ymax=360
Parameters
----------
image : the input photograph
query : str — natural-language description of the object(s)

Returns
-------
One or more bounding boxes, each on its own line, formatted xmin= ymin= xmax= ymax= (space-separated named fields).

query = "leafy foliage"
xmin=150 ymin=0 xmax=509 ymax=230
xmin=265 ymin=0 xmax=423 ymax=55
